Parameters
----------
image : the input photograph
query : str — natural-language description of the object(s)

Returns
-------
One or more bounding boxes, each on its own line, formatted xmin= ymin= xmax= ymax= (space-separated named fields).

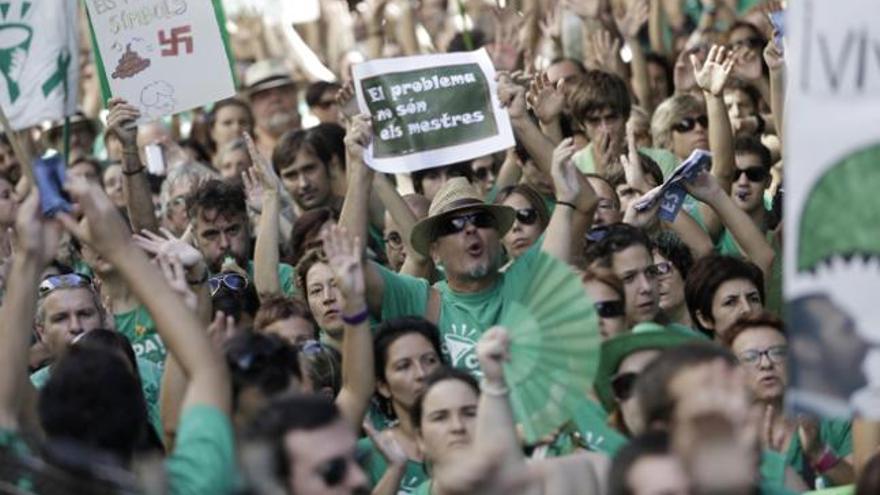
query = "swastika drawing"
xmin=158 ymin=26 xmax=193 ymax=57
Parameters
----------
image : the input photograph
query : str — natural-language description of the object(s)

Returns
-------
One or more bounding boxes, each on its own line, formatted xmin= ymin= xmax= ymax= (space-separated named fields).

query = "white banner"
xmin=0 ymin=0 xmax=79 ymax=130
xmin=785 ymin=0 xmax=880 ymax=418
xmin=85 ymin=0 xmax=236 ymax=123
xmin=353 ymin=49 xmax=515 ymax=174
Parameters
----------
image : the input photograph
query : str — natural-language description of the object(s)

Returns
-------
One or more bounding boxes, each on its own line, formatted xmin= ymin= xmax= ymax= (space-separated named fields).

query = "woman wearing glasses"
xmin=722 ymin=313 xmax=855 ymax=488
xmin=494 ymin=184 xmax=550 ymax=261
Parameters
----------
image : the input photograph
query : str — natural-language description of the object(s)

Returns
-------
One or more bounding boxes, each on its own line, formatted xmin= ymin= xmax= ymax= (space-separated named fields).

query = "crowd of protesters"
xmin=0 ymin=0 xmax=877 ymax=494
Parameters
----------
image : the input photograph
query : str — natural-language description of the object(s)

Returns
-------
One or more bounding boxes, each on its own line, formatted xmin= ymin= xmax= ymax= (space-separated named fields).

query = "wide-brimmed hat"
xmin=411 ymin=177 xmax=515 ymax=258
xmin=594 ymin=322 xmax=705 ymax=412
xmin=244 ymin=59 xmax=297 ymax=96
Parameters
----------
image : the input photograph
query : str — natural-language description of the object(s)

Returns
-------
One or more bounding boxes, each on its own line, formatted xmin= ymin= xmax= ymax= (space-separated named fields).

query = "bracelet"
xmin=342 ymin=306 xmax=369 ymax=326
xmin=122 ymin=166 xmax=146 ymax=176
xmin=556 ymin=201 xmax=583 ymax=213
xmin=811 ymin=446 xmax=841 ymax=473
xmin=480 ymin=379 xmax=510 ymax=397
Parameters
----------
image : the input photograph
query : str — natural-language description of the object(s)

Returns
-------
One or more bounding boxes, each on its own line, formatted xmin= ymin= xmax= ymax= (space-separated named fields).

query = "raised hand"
xmin=364 ymin=421 xmax=408 ymax=466
xmin=344 ymin=114 xmax=373 ymax=160
xmin=585 ymin=30 xmax=622 ymax=74
xmin=243 ymin=132 xmax=281 ymax=194
xmin=563 ymin=0 xmax=605 ymax=19
xmin=106 ymin=97 xmax=140 ymax=148
xmin=539 ymin=7 xmax=561 ymax=44
xmin=527 ymin=72 xmax=565 ymax=124
xmin=691 ymin=44 xmax=735 ymax=96
xmin=241 ymin=166 xmax=265 ymax=213
xmin=57 ymin=177 xmax=131 ymax=257
xmin=623 ymin=189 xmax=661 ymax=229
xmin=550 ymin=137 xmax=594 ymax=211
xmin=133 ymin=226 xmax=204 ymax=268
xmin=477 ymin=326 xmax=511 ymax=385
xmin=763 ymin=36 xmax=784 ymax=72
xmin=157 ymin=253 xmax=198 ymax=311
xmin=14 ymin=191 xmax=63 ymax=267
xmin=614 ymin=0 xmax=649 ymax=39
xmin=496 ymin=73 xmax=529 ymax=120
xmin=682 ymin=168 xmax=725 ymax=204
xmin=207 ymin=310 xmax=238 ymax=353
xmin=321 ymin=225 xmax=364 ymax=306
xmin=335 ymin=83 xmax=359 ymax=122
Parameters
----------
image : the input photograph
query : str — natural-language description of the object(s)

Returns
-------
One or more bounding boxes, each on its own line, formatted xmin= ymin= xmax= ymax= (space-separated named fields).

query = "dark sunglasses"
xmin=672 ymin=115 xmax=709 ymax=133
xmin=208 ymin=273 xmax=249 ymax=296
xmin=434 ymin=211 xmax=496 ymax=238
xmin=514 ymin=208 xmax=539 ymax=226
xmin=314 ymin=100 xmax=338 ymax=109
xmin=316 ymin=456 xmax=352 ymax=487
xmin=473 ymin=167 xmax=494 ymax=181
xmin=38 ymin=273 xmax=93 ymax=297
xmin=733 ymin=166 xmax=769 ymax=182
xmin=384 ymin=231 xmax=403 ymax=247
xmin=595 ymin=300 xmax=625 ymax=319
xmin=611 ymin=371 xmax=638 ymax=401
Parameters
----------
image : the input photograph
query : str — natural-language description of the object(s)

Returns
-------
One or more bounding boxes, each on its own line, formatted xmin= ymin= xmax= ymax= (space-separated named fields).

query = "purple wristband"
xmin=342 ymin=307 xmax=370 ymax=326
xmin=811 ymin=446 xmax=840 ymax=473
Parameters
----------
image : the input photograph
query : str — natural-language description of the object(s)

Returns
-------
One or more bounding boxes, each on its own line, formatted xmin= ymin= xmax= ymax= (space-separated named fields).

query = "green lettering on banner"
xmin=360 ymin=63 xmax=497 ymax=159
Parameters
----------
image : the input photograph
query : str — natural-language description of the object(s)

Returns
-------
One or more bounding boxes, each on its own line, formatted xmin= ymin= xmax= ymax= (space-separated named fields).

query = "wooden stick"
xmin=0 ymin=104 xmax=34 ymax=187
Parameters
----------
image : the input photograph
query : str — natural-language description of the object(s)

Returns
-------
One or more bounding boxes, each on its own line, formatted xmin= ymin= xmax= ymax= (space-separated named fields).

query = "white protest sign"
xmin=785 ymin=0 xmax=880 ymax=418
xmin=0 ymin=0 xmax=78 ymax=130
xmin=352 ymin=49 xmax=515 ymax=174
xmin=85 ymin=0 xmax=236 ymax=122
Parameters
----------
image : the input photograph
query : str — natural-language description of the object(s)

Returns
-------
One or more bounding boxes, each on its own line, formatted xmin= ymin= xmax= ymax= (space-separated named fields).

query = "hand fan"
xmin=500 ymin=252 xmax=600 ymax=444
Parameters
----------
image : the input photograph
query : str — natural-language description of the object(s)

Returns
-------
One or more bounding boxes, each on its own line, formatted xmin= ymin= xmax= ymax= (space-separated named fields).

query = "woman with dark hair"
xmin=207 ymin=98 xmax=254 ymax=157
xmin=684 ymin=254 xmax=764 ymax=340
xmin=494 ymin=184 xmax=550 ymax=260
xmin=652 ymin=231 xmax=695 ymax=328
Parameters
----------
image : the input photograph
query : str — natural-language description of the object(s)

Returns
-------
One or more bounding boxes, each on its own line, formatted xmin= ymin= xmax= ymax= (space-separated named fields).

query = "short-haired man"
xmin=244 ymin=395 xmax=369 ymax=495
xmin=254 ymin=296 xmax=318 ymax=346
xmin=245 ymin=59 xmax=301 ymax=159
xmin=188 ymin=179 xmax=296 ymax=295
xmin=306 ymin=81 xmax=343 ymax=125
xmin=272 ymin=128 xmax=340 ymax=213
xmin=411 ymin=162 xmax=474 ymax=202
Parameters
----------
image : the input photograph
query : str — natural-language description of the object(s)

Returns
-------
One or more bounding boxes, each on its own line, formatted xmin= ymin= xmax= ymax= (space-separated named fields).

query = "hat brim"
xmin=410 ymin=203 xmax=515 ymax=259
xmin=246 ymin=76 xmax=297 ymax=97
xmin=594 ymin=330 xmax=702 ymax=412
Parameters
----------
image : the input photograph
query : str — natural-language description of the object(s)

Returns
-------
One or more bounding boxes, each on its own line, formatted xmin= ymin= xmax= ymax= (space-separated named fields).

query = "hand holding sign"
xmin=634 ymin=149 xmax=711 ymax=222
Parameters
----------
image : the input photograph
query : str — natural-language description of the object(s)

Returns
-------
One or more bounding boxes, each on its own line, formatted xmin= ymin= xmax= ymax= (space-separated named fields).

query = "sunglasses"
xmin=316 ymin=456 xmax=354 ymax=487
xmin=384 ymin=231 xmax=403 ymax=248
xmin=314 ymin=99 xmax=338 ymax=109
xmin=38 ymin=273 xmax=93 ymax=297
xmin=672 ymin=115 xmax=709 ymax=133
xmin=434 ymin=211 xmax=496 ymax=238
xmin=473 ymin=167 xmax=494 ymax=181
xmin=611 ymin=371 xmax=638 ymax=401
xmin=730 ymin=37 xmax=765 ymax=50
xmin=733 ymin=166 xmax=769 ymax=182
xmin=595 ymin=300 xmax=624 ymax=318
xmin=208 ymin=273 xmax=249 ymax=296
xmin=514 ymin=208 xmax=538 ymax=226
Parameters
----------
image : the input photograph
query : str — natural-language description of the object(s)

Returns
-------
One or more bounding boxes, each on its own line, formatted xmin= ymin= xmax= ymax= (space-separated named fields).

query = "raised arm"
xmin=245 ymin=133 xmax=283 ymax=299
xmin=323 ymin=225 xmax=375 ymax=427
xmin=0 ymin=191 xmax=61 ymax=431
xmin=497 ymin=74 xmax=555 ymax=177
xmin=107 ymin=98 xmax=160 ymax=234
xmin=615 ymin=0 xmax=652 ymax=111
xmin=527 ymin=73 xmax=566 ymax=145
xmin=691 ymin=45 xmax=737 ymax=240
xmin=373 ymin=173 xmax=433 ymax=279
xmin=763 ymin=37 xmax=785 ymax=145
xmin=60 ymin=179 xmax=230 ymax=415
xmin=542 ymin=138 xmax=598 ymax=264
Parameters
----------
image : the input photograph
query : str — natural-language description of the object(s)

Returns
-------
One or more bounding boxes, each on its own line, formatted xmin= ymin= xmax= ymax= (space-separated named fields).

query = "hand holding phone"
xmin=33 ymin=154 xmax=72 ymax=217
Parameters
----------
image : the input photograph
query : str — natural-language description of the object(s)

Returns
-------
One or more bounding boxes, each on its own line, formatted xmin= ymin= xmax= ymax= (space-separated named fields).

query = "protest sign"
xmin=0 ymin=0 xmax=78 ymax=130
xmin=785 ymin=0 xmax=880 ymax=419
xmin=353 ymin=49 xmax=514 ymax=174
xmin=85 ymin=0 xmax=236 ymax=122
xmin=633 ymin=149 xmax=710 ymax=222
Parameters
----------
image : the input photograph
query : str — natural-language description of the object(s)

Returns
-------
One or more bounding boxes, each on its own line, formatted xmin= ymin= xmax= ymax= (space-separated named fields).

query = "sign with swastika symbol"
xmin=85 ymin=0 xmax=235 ymax=122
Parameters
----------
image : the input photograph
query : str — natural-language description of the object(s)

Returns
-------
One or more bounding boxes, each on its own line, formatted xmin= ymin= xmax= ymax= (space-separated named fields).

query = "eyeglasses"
xmin=672 ymin=115 xmax=709 ymax=133
xmin=316 ymin=456 xmax=353 ymax=487
xmin=384 ymin=231 xmax=403 ymax=248
xmin=653 ymin=261 xmax=674 ymax=276
xmin=208 ymin=273 xmax=249 ymax=296
xmin=433 ymin=211 xmax=496 ymax=238
xmin=38 ymin=273 xmax=94 ymax=297
xmin=730 ymin=37 xmax=765 ymax=51
xmin=473 ymin=167 xmax=494 ymax=181
xmin=514 ymin=208 xmax=538 ymax=226
xmin=733 ymin=166 xmax=769 ymax=182
xmin=595 ymin=300 xmax=624 ymax=318
xmin=738 ymin=345 xmax=787 ymax=366
xmin=611 ymin=371 xmax=638 ymax=401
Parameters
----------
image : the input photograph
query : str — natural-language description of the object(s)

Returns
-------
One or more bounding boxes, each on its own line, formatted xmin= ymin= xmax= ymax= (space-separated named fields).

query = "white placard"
xmin=85 ymin=0 xmax=236 ymax=122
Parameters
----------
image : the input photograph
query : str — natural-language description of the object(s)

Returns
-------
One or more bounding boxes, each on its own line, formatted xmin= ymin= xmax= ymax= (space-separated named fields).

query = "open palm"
xmin=527 ymin=73 xmax=565 ymax=124
xmin=692 ymin=44 xmax=735 ymax=96
xmin=322 ymin=225 xmax=364 ymax=301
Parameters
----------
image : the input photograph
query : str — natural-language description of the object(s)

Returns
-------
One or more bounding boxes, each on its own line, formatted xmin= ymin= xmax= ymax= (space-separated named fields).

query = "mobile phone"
xmin=33 ymin=154 xmax=72 ymax=217
xmin=144 ymin=143 xmax=166 ymax=175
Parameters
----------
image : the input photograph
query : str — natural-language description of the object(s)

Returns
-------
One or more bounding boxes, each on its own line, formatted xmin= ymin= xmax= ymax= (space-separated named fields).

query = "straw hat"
xmin=244 ymin=59 xmax=297 ymax=96
xmin=410 ymin=177 xmax=515 ymax=258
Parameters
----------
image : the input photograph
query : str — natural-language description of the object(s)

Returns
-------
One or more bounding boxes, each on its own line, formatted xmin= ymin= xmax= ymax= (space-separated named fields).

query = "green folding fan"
xmin=500 ymin=252 xmax=601 ymax=444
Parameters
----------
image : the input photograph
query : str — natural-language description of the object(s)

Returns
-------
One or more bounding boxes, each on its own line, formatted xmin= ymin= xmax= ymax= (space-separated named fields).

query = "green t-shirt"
xmin=31 ymin=357 xmax=164 ymax=443
xmin=377 ymin=244 xmax=543 ymax=376
xmin=165 ymin=405 xmax=236 ymax=495
xmin=0 ymin=428 xmax=36 ymax=491
xmin=412 ymin=480 xmax=432 ymax=495
xmin=246 ymin=260 xmax=297 ymax=297
xmin=358 ymin=436 xmax=428 ymax=494
xmin=573 ymin=144 xmax=680 ymax=179
xmin=785 ymin=419 xmax=852 ymax=489
xmin=115 ymin=305 xmax=166 ymax=367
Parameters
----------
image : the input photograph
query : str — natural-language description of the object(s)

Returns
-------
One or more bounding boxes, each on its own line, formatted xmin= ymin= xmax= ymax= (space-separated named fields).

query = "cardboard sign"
xmin=353 ymin=49 xmax=514 ymax=174
xmin=0 ymin=0 xmax=78 ymax=130
xmin=785 ymin=0 xmax=880 ymax=419
xmin=85 ymin=0 xmax=236 ymax=122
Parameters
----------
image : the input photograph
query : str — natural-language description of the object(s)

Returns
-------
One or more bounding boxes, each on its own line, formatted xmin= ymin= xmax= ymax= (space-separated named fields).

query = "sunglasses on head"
xmin=208 ymin=273 xmax=249 ymax=296
xmin=595 ymin=300 xmax=624 ymax=318
xmin=610 ymin=371 xmax=638 ymax=401
xmin=38 ymin=273 xmax=93 ymax=297
xmin=434 ymin=211 xmax=496 ymax=238
xmin=733 ymin=166 xmax=769 ymax=182
xmin=672 ymin=115 xmax=709 ymax=133
xmin=514 ymin=208 xmax=538 ymax=226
